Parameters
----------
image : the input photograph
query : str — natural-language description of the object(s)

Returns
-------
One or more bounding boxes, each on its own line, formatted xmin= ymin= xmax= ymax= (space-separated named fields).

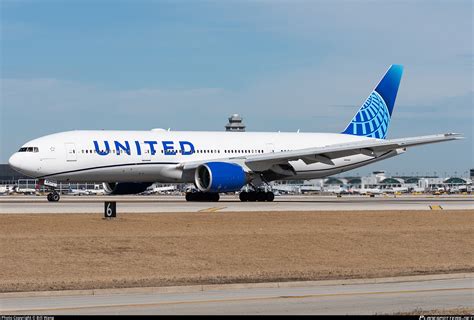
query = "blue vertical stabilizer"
xmin=342 ymin=65 xmax=403 ymax=139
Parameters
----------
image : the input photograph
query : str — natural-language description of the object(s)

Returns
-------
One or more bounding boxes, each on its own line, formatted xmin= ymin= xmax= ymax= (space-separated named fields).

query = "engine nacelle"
xmin=103 ymin=182 xmax=152 ymax=195
xmin=195 ymin=162 xmax=247 ymax=193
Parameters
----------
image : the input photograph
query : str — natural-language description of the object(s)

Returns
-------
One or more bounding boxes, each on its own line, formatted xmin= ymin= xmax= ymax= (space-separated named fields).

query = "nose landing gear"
xmin=47 ymin=191 xmax=60 ymax=202
xmin=37 ymin=179 xmax=60 ymax=202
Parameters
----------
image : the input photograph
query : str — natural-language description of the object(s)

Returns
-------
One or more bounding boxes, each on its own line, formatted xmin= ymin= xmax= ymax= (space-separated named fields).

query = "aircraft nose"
xmin=8 ymin=153 xmax=22 ymax=171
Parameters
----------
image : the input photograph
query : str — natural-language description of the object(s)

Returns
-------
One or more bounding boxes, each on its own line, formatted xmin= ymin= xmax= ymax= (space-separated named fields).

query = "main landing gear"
xmin=47 ymin=191 xmax=60 ymax=202
xmin=185 ymin=192 xmax=220 ymax=202
xmin=239 ymin=191 xmax=274 ymax=202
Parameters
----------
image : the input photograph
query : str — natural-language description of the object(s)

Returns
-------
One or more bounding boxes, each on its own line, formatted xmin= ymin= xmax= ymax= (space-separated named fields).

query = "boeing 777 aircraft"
xmin=8 ymin=65 xmax=462 ymax=202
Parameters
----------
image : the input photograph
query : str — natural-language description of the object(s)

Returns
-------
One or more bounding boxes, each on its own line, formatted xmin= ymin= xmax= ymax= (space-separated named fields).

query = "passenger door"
xmin=264 ymin=143 xmax=275 ymax=154
xmin=65 ymin=143 xmax=77 ymax=162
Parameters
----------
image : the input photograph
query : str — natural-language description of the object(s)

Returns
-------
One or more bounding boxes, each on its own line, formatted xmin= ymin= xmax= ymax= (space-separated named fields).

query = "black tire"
xmin=185 ymin=192 xmax=193 ymax=201
xmin=47 ymin=193 xmax=53 ymax=202
xmin=265 ymin=192 xmax=275 ymax=202
xmin=247 ymin=192 xmax=257 ymax=202
xmin=256 ymin=192 xmax=267 ymax=202
xmin=239 ymin=192 xmax=248 ymax=202
xmin=211 ymin=193 xmax=220 ymax=202
xmin=52 ymin=193 xmax=60 ymax=202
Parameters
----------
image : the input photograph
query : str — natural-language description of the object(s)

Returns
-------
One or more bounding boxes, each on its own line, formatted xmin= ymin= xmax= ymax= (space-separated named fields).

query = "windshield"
xmin=18 ymin=147 xmax=39 ymax=152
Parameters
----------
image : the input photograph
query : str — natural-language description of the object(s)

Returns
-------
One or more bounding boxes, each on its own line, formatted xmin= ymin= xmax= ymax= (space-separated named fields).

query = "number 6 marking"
xmin=106 ymin=203 xmax=113 ymax=217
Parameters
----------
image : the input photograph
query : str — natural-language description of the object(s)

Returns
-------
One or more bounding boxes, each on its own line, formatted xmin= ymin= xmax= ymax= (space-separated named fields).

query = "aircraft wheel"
xmin=239 ymin=192 xmax=248 ymax=202
xmin=52 ymin=192 xmax=60 ymax=202
xmin=210 ymin=193 xmax=220 ymax=202
xmin=247 ymin=192 xmax=257 ymax=202
xmin=48 ymin=192 xmax=60 ymax=202
xmin=256 ymin=192 xmax=267 ymax=202
xmin=265 ymin=192 xmax=275 ymax=202
xmin=185 ymin=192 xmax=194 ymax=201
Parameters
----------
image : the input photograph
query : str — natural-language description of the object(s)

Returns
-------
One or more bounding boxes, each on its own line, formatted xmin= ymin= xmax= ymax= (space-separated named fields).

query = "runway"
xmin=0 ymin=195 xmax=472 ymax=213
xmin=2 ymin=276 xmax=472 ymax=315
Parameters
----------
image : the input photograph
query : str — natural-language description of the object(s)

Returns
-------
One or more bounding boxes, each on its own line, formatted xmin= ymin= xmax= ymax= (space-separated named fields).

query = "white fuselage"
xmin=8 ymin=130 xmax=401 ymax=183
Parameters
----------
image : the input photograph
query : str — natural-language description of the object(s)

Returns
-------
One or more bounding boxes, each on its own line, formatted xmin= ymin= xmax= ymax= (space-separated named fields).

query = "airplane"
xmin=8 ymin=65 xmax=463 ymax=202
xmin=141 ymin=184 xmax=177 ymax=195
xmin=349 ymin=186 xmax=384 ymax=196
xmin=299 ymin=184 xmax=322 ymax=194
xmin=384 ymin=186 xmax=409 ymax=194
xmin=14 ymin=186 xmax=38 ymax=195
xmin=324 ymin=185 xmax=350 ymax=195
xmin=67 ymin=187 xmax=91 ymax=196
xmin=271 ymin=183 xmax=300 ymax=194
xmin=0 ymin=185 xmax=15 ymax=195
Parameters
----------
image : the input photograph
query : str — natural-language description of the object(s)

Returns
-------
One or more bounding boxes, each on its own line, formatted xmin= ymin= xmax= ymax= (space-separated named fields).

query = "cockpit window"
xmin=18 ymin=147 xmax=39 ymax=152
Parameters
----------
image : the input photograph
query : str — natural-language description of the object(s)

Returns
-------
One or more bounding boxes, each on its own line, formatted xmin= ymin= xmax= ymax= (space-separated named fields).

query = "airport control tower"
xmin=225 ymin=114 xmax=246 ymax=132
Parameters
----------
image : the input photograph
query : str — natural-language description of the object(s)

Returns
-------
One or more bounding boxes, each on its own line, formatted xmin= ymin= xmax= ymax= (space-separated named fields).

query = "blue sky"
xmin=1 ymin=0 xmax=472 ymax=176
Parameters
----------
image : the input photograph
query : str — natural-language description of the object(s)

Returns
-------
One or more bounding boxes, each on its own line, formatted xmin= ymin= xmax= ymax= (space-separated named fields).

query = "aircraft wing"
xmin=178 ymin=133 xmax=462 ymax=172
xmin=244 ymin=133 xmax=462 ymax=171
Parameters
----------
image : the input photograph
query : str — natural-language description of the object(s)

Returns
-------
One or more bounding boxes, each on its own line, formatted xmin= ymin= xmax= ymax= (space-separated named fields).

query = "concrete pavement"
xmin=2 ymin=275 xmax=472 ymax=315
xmin=0 ymin=194 xmax=472 ymax=213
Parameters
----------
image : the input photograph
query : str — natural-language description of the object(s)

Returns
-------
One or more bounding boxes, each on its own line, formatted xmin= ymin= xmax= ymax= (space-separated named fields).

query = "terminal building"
xmin=0 ymin=164 xmax=31 ymax=182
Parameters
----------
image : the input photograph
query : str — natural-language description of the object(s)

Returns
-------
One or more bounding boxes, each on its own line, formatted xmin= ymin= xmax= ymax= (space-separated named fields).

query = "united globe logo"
xmin=343 ymin=91 xmax=391 ymax=139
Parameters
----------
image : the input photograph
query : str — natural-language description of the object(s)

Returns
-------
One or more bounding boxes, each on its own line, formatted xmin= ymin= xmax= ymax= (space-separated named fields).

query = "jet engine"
xmin=195 ymin=162 xmax=247 ymax=193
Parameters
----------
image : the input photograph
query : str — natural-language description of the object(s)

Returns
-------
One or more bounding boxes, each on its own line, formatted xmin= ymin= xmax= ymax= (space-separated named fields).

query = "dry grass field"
xmin=0 ymin=210 xmax=472 ymax=292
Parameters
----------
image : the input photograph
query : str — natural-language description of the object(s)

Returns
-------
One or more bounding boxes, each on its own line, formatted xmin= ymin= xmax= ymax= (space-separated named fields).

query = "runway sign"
xmin=104 ymin=201 xmax=117 ymax=218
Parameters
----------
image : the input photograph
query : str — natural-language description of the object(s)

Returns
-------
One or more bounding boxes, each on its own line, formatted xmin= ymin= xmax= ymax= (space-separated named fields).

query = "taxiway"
xmin=0 ymin=195 xmax=472 ymax=213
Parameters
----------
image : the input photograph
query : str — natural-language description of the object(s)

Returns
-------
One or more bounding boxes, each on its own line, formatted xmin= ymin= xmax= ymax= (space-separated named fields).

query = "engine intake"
xmin=195 ymin=162 xmax=247 ymax=193
xmin=103 ymin=182 xmax=151 ymax=195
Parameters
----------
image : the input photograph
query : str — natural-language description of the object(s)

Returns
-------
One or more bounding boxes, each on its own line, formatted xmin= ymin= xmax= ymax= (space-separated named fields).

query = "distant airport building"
xmin=0 ymin=164 xmax=31 ymax=181
xmin=225 ymin=114 xmax=246 ymax=132
xmin=273 ymin=170 xmax=472 ymax=194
